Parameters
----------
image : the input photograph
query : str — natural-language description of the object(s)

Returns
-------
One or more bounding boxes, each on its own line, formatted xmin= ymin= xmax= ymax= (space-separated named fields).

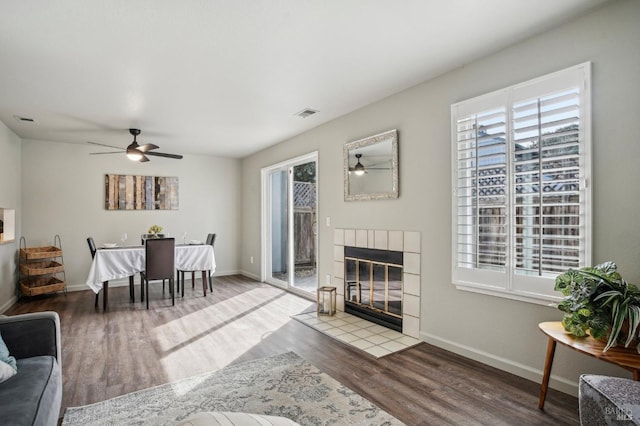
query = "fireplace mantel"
xmin=333 ymin=228 xmax=421 ymax=338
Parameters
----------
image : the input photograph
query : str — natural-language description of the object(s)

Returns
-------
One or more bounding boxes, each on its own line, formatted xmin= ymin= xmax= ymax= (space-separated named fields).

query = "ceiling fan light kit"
xmin=126 ymin=148 xmax=146 ymax=162
xmin=353 ymin=153 xmax=366 ymax=176
xmin=88 ymin=128 xmax=183 ymax=162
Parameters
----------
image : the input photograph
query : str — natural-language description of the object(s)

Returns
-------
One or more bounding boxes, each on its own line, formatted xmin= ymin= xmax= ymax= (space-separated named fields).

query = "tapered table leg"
xmin=102 ymin=281 xmax=109 ymax=311
xmin=538 ymin=337 xmax=556 ymax=409
xmin=129 ymin=276 xmax=134 ymax=302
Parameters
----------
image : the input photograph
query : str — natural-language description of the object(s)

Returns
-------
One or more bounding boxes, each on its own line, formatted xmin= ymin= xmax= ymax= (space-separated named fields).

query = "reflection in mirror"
xmin=0 ymin=208 xmax=15 ymax=244
xmin=344 ymin=129 xmax=398 ymax=201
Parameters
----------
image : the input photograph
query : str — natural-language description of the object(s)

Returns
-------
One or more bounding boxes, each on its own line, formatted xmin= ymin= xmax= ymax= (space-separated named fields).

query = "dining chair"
xmin=140 ymin=237 xmax=175 ymax=309
xmin=204 ymin=233 xmax=216 ymax=291
xmin=176 ymin=233 xmax=216 ymax=297
xmin=87 ymin=237 xmax=136 ymax=308
xmin=86 ymin=237 xmax=100 ymax=308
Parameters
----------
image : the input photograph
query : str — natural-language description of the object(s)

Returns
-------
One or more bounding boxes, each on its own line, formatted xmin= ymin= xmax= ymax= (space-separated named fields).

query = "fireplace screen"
xmin=345 ymin=257 xmax=403 ymax=320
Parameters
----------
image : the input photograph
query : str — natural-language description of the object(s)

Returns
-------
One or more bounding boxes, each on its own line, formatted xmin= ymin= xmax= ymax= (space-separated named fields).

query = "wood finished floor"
xmin=6 ymin=275 xmax=579 ymax=425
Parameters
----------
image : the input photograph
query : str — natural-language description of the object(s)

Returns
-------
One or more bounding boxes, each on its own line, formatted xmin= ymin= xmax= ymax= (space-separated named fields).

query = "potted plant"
xmin=554 ymin=261 xmax=640 ymax=352
xmin=148 ymin=225 xmax=163 ymax=236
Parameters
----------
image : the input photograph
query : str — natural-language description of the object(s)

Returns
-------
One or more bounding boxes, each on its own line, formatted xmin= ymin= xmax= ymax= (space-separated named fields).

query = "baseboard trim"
xmin=420 ymin=331 xmax=578 ymax=397
xmin=240 ymin=270 xmax=261 ymax=281
xmin=0 ymin=295 xmax=18 ymax=314
xmin=213 ymin=269 xmax=240 ymax=277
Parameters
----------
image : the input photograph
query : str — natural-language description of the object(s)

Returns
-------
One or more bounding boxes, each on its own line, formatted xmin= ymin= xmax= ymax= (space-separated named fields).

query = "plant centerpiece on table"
xmin=554 ymin=261 xmax=640 ymax=352
xmin=147 ymin=224 xmax=163 ymax=237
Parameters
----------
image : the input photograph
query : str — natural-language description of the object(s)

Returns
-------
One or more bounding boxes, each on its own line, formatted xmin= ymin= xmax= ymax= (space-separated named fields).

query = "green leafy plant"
xmin=555 ymin=261 xmax=640 ymax=352
xmin=148 ymin=224 xmax=163 ymax=234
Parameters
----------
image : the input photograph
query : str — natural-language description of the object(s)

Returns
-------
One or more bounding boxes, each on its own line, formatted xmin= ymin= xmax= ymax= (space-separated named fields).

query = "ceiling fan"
xmin=88 ymin=128 xmax=183 ymax=162
xmin=348 ymin=153 xmax=391 ymax=175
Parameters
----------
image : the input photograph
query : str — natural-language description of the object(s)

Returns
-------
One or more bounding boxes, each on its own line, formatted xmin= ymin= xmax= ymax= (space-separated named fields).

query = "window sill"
xmin=454 ymin=282 xmax=562 ymax=307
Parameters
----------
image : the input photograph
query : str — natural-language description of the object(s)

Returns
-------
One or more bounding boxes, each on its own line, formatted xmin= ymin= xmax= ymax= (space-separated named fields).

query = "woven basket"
xmin=20 ymin=277 xmax=65 ymax=296
xmin=20 ymin=261 xmax=64 ymax=275
xmin=20 ymin=246 xmax=63 ymax=260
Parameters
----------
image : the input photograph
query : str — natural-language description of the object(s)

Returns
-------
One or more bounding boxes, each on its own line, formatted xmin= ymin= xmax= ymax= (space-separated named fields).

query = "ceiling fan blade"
xmin=139 ymin=154 xmax=150 ymax=162
xmin=146 ymin=151 xmax=183 ymax=159
xmin=90 ymin=151 xmax=123 ymax=155
xmin=138 ymin=143 xmax=159 ymax=152
xmin=87 ymin=141 xmax=124 ymax=150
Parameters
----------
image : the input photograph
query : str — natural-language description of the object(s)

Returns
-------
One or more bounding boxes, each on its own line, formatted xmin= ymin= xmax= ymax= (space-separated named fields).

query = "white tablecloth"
xmin=86 ymin=244 xmax=216 ymax=293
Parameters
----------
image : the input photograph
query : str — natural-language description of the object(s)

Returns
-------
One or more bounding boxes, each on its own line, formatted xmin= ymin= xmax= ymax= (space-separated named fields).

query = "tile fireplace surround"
xmin=333 ymin=228 xmax=421 ymax=339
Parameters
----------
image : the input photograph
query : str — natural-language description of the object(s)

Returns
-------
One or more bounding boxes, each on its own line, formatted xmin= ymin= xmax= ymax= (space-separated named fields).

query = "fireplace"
xmin=333 ymin=228 xmax=421 ymax=339
xmin=344 ymin=246 xmax=403 ymax=332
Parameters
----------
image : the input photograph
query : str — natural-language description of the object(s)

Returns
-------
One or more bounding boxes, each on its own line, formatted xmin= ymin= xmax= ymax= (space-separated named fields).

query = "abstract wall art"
xmin=105 ymin=174 xmax=179 ymax=210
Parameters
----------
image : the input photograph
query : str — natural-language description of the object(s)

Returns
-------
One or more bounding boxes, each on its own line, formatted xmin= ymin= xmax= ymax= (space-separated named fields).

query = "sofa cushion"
xmin=0 ymin=355 xmax=62 ymax=426
xmin=0 ymin=331 xmax=17 ymax=370
xmin=0 ymin=332 xmax=18 ymax=384
xmin=0 ymin=359 xmax=17 ymax=383
xmin=579 ymin=374 xmax=640 ymax=425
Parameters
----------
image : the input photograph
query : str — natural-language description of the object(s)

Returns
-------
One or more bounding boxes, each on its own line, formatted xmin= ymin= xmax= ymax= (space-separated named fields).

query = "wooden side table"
xmin=538 ymin=321 xmax=640 ymax=409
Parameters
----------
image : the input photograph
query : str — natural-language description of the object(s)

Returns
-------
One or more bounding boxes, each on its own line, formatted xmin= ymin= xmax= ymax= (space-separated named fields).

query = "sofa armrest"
xmin=0 ymin=311 xmax=61 ymax=364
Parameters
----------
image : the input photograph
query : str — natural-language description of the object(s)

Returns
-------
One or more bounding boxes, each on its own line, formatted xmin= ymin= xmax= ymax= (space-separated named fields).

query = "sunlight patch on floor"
xmin=155 ymin=286 xmax=313 ymax=384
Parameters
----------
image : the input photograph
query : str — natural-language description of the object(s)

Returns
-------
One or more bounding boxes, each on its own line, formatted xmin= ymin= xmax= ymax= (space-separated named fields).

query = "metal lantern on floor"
xmin=317 ymin=286 xmax=336 ymax=316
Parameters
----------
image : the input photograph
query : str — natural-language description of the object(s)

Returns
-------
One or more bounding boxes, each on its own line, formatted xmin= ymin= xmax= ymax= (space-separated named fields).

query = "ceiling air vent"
xmin=13 ymin=115 xmax=38 ymax=124
xmin=295 ymin=108 xmax=318 ymax=118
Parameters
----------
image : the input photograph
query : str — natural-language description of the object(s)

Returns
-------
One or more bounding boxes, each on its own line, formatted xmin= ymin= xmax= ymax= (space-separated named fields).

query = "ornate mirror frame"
xmin=343 ymin=129 xmax=398 ymax=201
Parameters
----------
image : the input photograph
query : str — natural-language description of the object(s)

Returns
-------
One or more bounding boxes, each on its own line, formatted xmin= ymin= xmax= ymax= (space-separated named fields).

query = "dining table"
xmin=86 ymin=243 xmax=216 ymax=310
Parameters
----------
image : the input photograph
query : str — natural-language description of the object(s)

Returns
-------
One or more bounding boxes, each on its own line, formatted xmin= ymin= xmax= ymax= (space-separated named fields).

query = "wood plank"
xmin=6 ymin=275 xmax=578 ymax=425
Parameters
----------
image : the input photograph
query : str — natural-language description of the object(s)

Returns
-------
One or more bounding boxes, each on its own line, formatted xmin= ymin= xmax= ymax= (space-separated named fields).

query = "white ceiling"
xmin=0 ymin=0 xmax=609 ymax=159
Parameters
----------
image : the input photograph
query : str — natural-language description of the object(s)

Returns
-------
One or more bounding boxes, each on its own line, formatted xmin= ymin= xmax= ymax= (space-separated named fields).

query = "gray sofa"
xmin=0 ymin=311 xmax=62 ymax=426
xmin=579 ymin=374 xmax=640 ymax=425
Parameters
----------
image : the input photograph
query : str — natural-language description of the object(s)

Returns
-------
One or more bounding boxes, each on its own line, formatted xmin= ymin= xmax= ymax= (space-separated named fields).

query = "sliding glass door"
xmin=263 ymin=152 xmax=318 ymax=296
xmin=269 ymin=169 xmax=289 ymax=284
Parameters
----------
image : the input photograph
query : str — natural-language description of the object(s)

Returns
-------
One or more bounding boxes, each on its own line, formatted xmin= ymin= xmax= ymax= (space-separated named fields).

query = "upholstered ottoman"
xmin=177 ymin=411 xmax=301 ymax=426
xmin=579 ymin=374 xmax=640 ymax=425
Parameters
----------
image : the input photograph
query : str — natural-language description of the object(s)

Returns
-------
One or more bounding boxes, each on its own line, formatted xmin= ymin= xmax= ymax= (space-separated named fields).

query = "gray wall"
xmin=0 ymin=121 xmax=22 ymax=311
xmin=16 ymin=138 xmax=242 ymax=293
xmin=240 ymin=0 xmax=640 ymax=395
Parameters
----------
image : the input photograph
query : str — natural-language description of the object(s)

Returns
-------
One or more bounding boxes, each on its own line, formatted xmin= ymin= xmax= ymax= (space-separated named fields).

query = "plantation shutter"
xmin=512 ymin=89 xmax=582 ymax=277
xmin=452 ymin=63 xmax=591 ymax=303
xmin=455 ymin=108 xmax=508 ymax=271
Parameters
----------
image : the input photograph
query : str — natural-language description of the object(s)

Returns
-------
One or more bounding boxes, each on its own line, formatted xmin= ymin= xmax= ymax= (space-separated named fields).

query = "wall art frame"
xmin=105 ymin=174 xmax=179 ymax=210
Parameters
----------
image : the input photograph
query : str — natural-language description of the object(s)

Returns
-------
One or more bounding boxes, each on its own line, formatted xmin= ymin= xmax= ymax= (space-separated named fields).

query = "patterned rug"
xmin=62 ymin=352 xmax=404 ymax=426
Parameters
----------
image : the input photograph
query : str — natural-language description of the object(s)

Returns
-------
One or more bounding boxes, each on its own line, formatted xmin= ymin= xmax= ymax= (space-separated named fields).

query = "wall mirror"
xmin=0 ymin=208 xmax=16 ymax=244
xmin=344 ymin=129 xmax=398 ymax=201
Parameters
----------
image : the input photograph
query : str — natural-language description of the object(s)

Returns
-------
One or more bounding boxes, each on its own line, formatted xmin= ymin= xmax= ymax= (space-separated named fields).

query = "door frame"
xmin=260 ymin=151 xmax=318 ymax=299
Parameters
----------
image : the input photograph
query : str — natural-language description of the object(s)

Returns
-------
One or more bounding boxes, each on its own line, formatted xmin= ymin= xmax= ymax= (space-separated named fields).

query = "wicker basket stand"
xmin=19 ymin=235 xmax=67 ymax=297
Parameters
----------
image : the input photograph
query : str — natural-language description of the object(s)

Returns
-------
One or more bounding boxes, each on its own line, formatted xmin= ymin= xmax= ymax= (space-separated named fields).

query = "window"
xmin=451 ymin=63 xmax=591 ymax=304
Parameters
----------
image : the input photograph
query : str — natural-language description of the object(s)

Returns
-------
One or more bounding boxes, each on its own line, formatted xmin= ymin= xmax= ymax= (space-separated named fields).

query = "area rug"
xmin=62 ymin=352 xmax=404 ymax=426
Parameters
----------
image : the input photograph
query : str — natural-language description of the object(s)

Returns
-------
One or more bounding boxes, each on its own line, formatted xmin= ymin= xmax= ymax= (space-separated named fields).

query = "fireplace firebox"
xmin=344 ymin=246 xmax=403 ymax=332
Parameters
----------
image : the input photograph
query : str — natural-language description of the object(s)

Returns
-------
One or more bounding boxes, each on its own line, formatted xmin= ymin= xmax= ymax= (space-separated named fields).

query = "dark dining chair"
xmin=140 ymin=238 xmax=175 ymax=309
xmin=87 ymin=237 xmax=136 ymax=309
xmin=87 ymin=237 xmax=100 ymax=308
xmin=176 ymin=233 xmax=216 ymax=297
xmin=204 ymin=233 xmax=216 ymax=291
